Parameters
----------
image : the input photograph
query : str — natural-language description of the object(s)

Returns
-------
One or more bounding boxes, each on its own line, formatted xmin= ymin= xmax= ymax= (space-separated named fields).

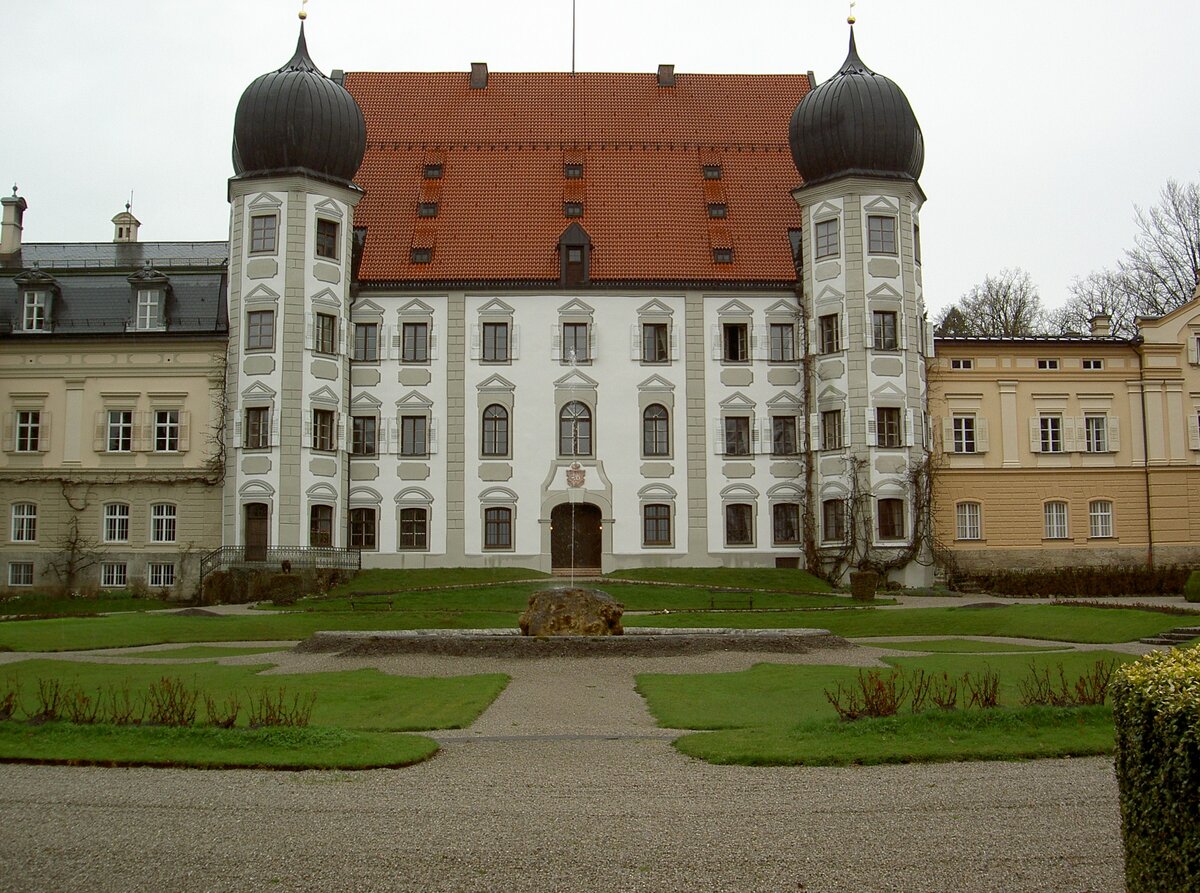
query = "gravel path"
xmin=0 ymin=643 xmax=1125 ymax=892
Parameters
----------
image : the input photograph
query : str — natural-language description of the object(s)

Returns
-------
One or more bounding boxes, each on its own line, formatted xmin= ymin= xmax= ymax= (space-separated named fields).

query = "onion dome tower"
xmin=789 ymin=23 xmax=932 ymax=588
xmin=223 ymin=11 xmax=365 ymax=557
xmin=232 ymin=22 xmax=366 ymax=186
xmin=788 ymin=27 xmax=924 ymax=188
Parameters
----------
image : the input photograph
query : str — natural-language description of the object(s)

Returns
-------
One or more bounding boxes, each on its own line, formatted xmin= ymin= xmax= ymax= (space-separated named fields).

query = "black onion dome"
xmin=232 ymin=24 xmax=366 ymax=185
xmin=789 ymin=29 xmax=924 ymax=187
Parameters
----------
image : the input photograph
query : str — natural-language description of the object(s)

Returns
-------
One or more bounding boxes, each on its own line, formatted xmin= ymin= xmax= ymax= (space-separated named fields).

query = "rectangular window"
xmin=315 ymin=219 xmax=339 ymax=260
xmin=562 ymin=322 xmax=590 ymax=363
xmin=642 ymin=323 xmax=669 ymax=364
xmin=712 ymin=248 xmax=733 ymax=264
xmin=642 ymin=504 xmax=671 ymax=546
xmin=154 ymin=410 xmax=180 ymax=452
xmin=950 ymin=358 xmax=974 ymax=370
xmin=815 ymin=219 xmax=840 ymax=260
xmin=772 ymin=503 xmax=800 ymax=545
xmin=136 ymin=290 xmax=161 ymax=330
xmin=250 ymin=214 xmax=278 ymax=254
xmin=1039 ymin=415 xmax=1063 ymax=453
xmin=424 ymin=163 xmax=443 ymax=179
xmin=724 ymin=504 xmax=754 ymax=546
xmin=107 ymin=410 xmax=133 ymax=452
xmin=11 ymin=504 xmax=36 ymax=542
xmin=310 ymin=505 xmax=333 ymax=547
xmin=953 ymin=415 xmax=976 ymax=454
xmin=819 ymin=314 xmax=841 ymax=354
xmin=822 ymin=499 xmax=845 ymax=542
xmin=563 ymin=202 xmax=584 ymax=218
xmin=1037 ymin=358 xmax=1060 ymax=370
xmin=482 ymin=322 xmax=509 ymax=362
xmin=410 ymin=248 xmax=433 ymax=264
xmin=23 ymin=292 xmax=47 ymax=331
xmin=245 ymin=407 xmax=270 ymax=449
xmin=913 ymin=223 xmax=922 ymax=265
xmin=1083 ymin=358 xmax=1104 ymax=370
xmin=15 ymin=411 xmax=41 ymax=452
xmin=353 ymin=323 xmax=379 ymax=362
xmin=702 ymin=163 xmax=722 ymax=180
xmin=246 ymin=310 xmax=275 ymax=351
xmin=872 ymin=311 xmax=898 ymax=350
xmin=104 ymin=504 xmax=130 ymax=543
xmin=771 ymin=416 xmax=799 ymax=456
xmin=956 ymin=502 xmax=981 ymax=540
xmin=351 ymin=417 xmax=377 ymax=457
xmin=8 ymin=562 xmax=33 ymax=587
xmin=399 ymin=507 xmax=429 ymax=550
xmin=722 ymin=323 xmax=749 ymax=363
xmin=312 ymin=409 xmax=335 ymax=452
xmin=314 ymin=313 xmax=337 ymax=355
xmin=1044 ymin=501 xmax=1069 ymax=539
xmin=876 ymin=407 xmax=902 ymax=448
xmin=1085 ymin=415 xmax=1108 ymax=453
xmin=867 ymin=215 xmax=897 ymax=254
xmin=148 ymin=563 xmax=176 ymax=588
xmin=417 ymin=202 xmax=439 ymax=218
xmin=402 ymin=322 xmax=430 ymax=363
xmin=101 ymin=563 xmax=127 ymax=589
xmin=1089 ymin=500 xmax=1113 ymax=538
xmin=484 ymin=507 xmax=512 ymax=550
xmin=821 ymin=409 xmax=844 ymax=450
xmin=348 ymin=508 xmax=377 ymax=550
xmin=724 ymin=417 xmax=751 ymax=456
xmin=401 ymin=416 xmax=428 ymax=457
xmin=878 ymin=498 xmax=905 ymax=539
xmin=151 ymin=504 xmax=177 ymax=543
xmin=769 ymin=323 xmax=796 ymax=362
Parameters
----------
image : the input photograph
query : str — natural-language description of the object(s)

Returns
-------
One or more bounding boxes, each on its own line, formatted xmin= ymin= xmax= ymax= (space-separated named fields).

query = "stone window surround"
xmin=348 ymin=487 xmax=382 ymax=552
xmin=634 ymin=299 xmax=677 ymax=364
xmin=397 ymin=301 xmax=436 ymax=364
xmin=8 ymin=401 xmax=49 ymax=453
xmin=395 ymin=488 xmax=434 ymax=552
xmin=479 ymin=487 xmax=518 ymax=552
xmin=637 ymin=484 xmax=677 ymax=549
xmin=767 ymin=483 xmax=804 ymax=547
xmin=473 ymin=302 xmax=518 ymax=363
xmin=813 ymin=215 xmax=840 ymax=261
xmin=719 ymin=484 xmax=758 ymax=548
xmin=397 ymin=393 xmax=435 ymax=457
xmin=248 ymin=211 xmax=279 ymax=256
xmin=866 ymin=213 xmax=898 ymax=256
xmin=637 ymin=378 xmax=675 ymax=460
xmin=315 ymin=217 xmax=341 ymax=263
xmin=553 ymin=300 xmax=595 ymax=364
xmin=476 ymin=376 xmax=515 ymax=461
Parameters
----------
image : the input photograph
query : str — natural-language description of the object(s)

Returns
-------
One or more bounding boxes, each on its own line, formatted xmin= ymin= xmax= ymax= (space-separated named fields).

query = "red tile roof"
xmin=342 ymin=71 xmax=810 ymax=286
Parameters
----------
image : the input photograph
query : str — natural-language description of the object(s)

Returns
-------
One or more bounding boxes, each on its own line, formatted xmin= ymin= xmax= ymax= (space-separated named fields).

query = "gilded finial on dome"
xmin=847 ymin=1 xmax=856 ymax=25
xmin=298 ymin=0 xmax=308 ymax=21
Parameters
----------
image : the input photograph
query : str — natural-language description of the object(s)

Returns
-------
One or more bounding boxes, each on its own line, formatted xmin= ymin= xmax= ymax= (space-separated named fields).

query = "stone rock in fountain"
xmin=519 ymin=587 xmax=624 ymax=636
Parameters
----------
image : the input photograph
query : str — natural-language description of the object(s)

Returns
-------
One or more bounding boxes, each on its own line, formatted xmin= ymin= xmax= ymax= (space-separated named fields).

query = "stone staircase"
xmin=1140 ymin=626 xmax=1200 ymax=647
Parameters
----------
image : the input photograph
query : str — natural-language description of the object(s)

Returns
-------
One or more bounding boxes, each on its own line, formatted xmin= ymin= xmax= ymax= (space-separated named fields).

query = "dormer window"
xmin=22 ymin=291 xmax=47 ymax=332
xmin=707 ymin=203 xmax=727 ymax=219
xmin=411 ymin=248 xmax=432 ymax=264
xmin=564 ymin=163 xmax=584 ymax=179
xmin=563 ymin=201 xmax=584 ymax=218
xmin=136 ymin=289 xmax=164 ymax=330
xmin=126 ymin=266 xmax=168 ymax=332
xmin=702 ymin=164 xmax=722 ymax=180
xmin=418 ymin=202 xmax=439 ymax=217
xmin=713 ymin=248 xmax=733 ymax=264
xmin=423 ymin=163 xmax=443 ymax=179
xmin=557 ymin=222 xmax=592 ymax=287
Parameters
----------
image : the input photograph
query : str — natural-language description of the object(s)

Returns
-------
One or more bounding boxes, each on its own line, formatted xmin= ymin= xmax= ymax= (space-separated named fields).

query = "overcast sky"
xmin=7 ymin=0 xmax=1199 ymax=311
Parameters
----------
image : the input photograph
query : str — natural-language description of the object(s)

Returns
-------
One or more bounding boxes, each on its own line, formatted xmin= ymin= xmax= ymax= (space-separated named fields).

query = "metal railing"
xmin=200 ymin=545 xmax=362 ymax=580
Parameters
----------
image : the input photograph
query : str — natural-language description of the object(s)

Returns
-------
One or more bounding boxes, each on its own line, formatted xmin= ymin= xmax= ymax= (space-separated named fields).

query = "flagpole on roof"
xmin=571 ymin=0 xmax=576 ymax=75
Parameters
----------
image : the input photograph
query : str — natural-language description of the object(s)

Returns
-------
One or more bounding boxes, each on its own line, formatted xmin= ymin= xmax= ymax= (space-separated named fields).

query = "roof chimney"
xmin=1 ymin=187 xmax=28 ymax=256
xmin=1090 ymin=314 xmax=1112 ymax=337
xmin=470 ymin=62 xmax=488 ymax=89
xmin=657 ymin=64 xmax=676 ymax=87
xmin=112 ymin=204 xmax=141 ymax=243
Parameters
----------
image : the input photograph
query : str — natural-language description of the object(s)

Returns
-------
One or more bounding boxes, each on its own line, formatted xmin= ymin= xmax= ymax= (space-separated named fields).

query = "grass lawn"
xmin=0 ymin=593 xmax=167 ymax=617
xmin=119 ymin=645 xmax=297 ymax=659
xmin=867 ymin=638 xmax=1065 ymax=654
xmin=606 ymin=566 xmax=832 ymax=592
xmin=2 ymin=659 xmax=508 ymax=731
xmin=637 ymin=651 xmax=1135 ymax=765
xmin=333 ymin=567 xmax=548 ymax=595
xmin=625 ymin=604 xmax=1184 ymax=643
xmin=0 ymin=722 xmax=438 ymax=770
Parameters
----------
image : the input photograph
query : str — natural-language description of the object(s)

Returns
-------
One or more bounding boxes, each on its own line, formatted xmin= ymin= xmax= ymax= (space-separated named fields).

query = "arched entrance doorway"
xmin=550 ymin=502 xmax=602 ymax=572
xmin=244 ymin=503 xmax=268 ymax=562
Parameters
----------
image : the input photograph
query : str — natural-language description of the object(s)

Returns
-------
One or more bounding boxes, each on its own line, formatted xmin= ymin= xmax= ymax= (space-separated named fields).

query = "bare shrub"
xmin=32 ymin=678 xmax=65 ymax=723
xmin=65 ymin=687 xmax=102 ymax=724
xmin=247 ymin=688 xmax=317 ymax=727
xmin=964 ymin=668 xmax=1001 ymax=709
xmin=929 ymin=672 xmax=959 ymax=710
xmin=824 ymin=669 xmax=908 ymax=721
xmin=203 ymin=693 xmax=241 ymax=728
xmin=145 ymin=677 xmax=198 ymax=727
xmin=0 ymin=677 xmax=20 ymax=721
xmin=104 ymin=683 xmax=145 ymax=725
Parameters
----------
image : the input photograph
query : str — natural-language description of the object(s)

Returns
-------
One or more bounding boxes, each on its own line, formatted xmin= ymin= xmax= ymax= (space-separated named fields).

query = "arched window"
xmin=559 ymin=401 xmax=592 ymax=456
xmin=642 ymin=404 xmax=669 ymax=457
xmin=482 ymin=404 xmax=509 ymax=457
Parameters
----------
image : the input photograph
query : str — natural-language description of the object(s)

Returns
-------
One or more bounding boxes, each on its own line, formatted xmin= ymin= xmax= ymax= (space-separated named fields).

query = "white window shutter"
xmin=470 ymin=324 xmax=481 ymax=360
xmin=552 ymin=329 xmax=562 ymax=360
xmin=340 ymin=320 xmax=349 ymax=356
xmin=344 ymin=416 xmax=353 ymax=451
xmin=865 ymin=408 xmax=877 ymax=447
xmin=270 ymin=411 xmax=279 ymax=447
xmin=901 ymin=316 xmax=910 ymax=353
xmin=304 ymin=413 xmax=313 ymax=443
xmin=864 ymin=308 xmax=874 ymax=349
xmin=511 ymin=325 xmax=521 ymax=359
xmin=760 ymin=418 xmax=773 ymax=453
xmin=905 ymin=408 xmax=916 ymax=447
xmin=233 ymin=415 xmax=242 ymax=445
xmin=429 ymin=418 xmax=439 ymax=455
xmin=842 ymin=412 xmax=849 ymax=448
xmin=305 ymin=314 xmax=314 ymax=351
xmin=38 ymin=411 xmax=52 ymax=452
xmin=809 ymin=413 xmax=820 ymax=451
xmin=1191 ymin=414 xmax=1200 ymax=451
xmin=753 ymin=325 xmax=769 ymax=360
xmin=750 ymin=420 xmax=761 ymax=453
xmin=839 ymin=313 xmax=848 ymax=353
xmin=588 ymin=325 xmax=596 ymax=356
xmin=1189 ymin=336 xmax=1199 ymax=365
xmin=178 ymin=412 xmax=190 ymax=452
xmin=925 ymin=322 xmax=935 ymax=358
xmin=133 ymin=412 xmax=149 ymax=452
xmin=94 ymin=411 xmax=107 ymax=452
xmin=630 ymin=325 xmax=641 ymax=360
xmin=809 ymin=320 xmax=819 ymax=355
xmin=941 ymin=417 xmax=953 ymax=453
xmin=713 ymin=419 xmax=725 ymax=455
xmin=2 ymin=413 xmax=14 ymax=452
xmin=386 ymin=417 xmax=399 ymax=454
xmin=976 ymin=418 xmax=990 ymax=453
xmin=1029 ymin=418 xmax=1041 ymax=453
xmin=1107 ymin=417 xmax=1120 ymax=452
xmin=711 ymin=325 xmax=722 ymax=360
xmin=430 ymin=328 xmax=439 ymax=361
xmin=1064 ymin=417 xmax=1080 ymax=453
xmin=669 ymin=325 xmax=680 ymax=360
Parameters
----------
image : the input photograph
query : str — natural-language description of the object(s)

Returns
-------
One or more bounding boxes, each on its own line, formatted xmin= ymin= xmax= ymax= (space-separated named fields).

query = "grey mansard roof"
xmin=0 ymin=241 xmax=228 ymax=338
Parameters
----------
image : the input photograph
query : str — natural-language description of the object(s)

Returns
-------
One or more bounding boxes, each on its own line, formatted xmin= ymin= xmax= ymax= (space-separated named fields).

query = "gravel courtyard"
xmin=0 ymin=644 xmax=1125 ymax=892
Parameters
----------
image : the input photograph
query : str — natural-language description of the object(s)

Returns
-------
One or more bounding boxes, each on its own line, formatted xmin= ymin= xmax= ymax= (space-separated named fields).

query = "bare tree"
xmin=1050 ymin=270 xmax=1139 ymax=337
xmin=938 ymin=268 xmax=1046 ymax=336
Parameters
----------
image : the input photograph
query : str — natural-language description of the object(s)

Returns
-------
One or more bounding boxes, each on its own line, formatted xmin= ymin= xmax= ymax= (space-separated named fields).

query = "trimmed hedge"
xmin=1184 ymin=571 xmax=1200 ymax=604
xmin=961 ymin=564 xmax=1195 ymax=598
xmin=1112 ymin=648 xmax=1200 ymax=891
